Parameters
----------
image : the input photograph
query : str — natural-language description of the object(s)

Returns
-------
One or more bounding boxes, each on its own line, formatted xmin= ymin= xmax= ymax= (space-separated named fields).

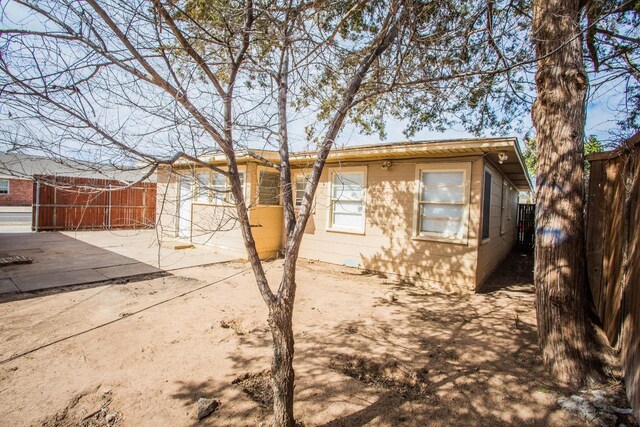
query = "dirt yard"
xmin=0 ymin=253 xmax=634 ymax=426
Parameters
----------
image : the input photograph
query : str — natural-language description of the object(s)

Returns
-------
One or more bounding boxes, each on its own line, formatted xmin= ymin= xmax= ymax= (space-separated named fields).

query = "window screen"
xmin=259 ymin=171 xmax=280 ymax=205
xmin=418 ymin=171 xmax=465 ymax=238
xmin=330 ymin=171 xmax=365 ymax=231
xmin=294 ymin=174 xmax=306 ymax=206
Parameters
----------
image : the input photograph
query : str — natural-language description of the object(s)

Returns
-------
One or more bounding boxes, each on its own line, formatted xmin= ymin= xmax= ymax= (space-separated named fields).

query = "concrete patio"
xmin=0 ymin=230 xmax=239 ymax=295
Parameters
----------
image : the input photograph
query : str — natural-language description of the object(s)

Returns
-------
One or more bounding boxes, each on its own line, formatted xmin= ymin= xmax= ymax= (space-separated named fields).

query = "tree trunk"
xmin=531 ymin=0 xmax=601 ymax=384
xmin=269 ymin=297 xmax=295 ymax=427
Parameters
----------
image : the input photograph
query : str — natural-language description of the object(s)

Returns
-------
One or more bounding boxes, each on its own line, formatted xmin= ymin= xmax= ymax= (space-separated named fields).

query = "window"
xmin=481 ymin=170 xmax=492 ymax=240
xmin=293 ymin=172 xmax=316 ymax=212
xmin=294 ymin=174 xmax=306 ymax=206
xmin=228 ymin=172 xmax=245 ymax=204
xmin=212 ymin=172 xmax=227 ymax=203
xmin=328 ymin=167 xmax=366 ymax=233
xmin=0 ymin=180 xmax=8 ymax=195
xmin=196 ymin=172 xmax=210 ymax=203
xmin=415 ymin=163 xmax=470 ymax=243
xmin=259 ymin=171 xmax=280 ymax=205
xmin=209 ymin=171 xmax=245 ymax=204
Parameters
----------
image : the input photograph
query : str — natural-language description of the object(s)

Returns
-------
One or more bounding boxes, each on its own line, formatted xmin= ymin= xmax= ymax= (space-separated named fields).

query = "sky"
xmin=290 ymin=98 xmax=626 ymax=152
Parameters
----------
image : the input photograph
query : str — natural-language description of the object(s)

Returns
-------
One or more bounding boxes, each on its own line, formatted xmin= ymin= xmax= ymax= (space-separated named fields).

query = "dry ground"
xmin=0 ymin=252 xmax=633 ymax=426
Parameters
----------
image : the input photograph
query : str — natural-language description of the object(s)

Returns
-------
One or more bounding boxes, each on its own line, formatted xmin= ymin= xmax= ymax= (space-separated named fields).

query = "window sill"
xmin=412 ymin=234 xmax=468 ymax=245
xmin=326 ymin=227 xmax=365 ymax=236
xmin=192 ymin=201 xmax=235 ymax=207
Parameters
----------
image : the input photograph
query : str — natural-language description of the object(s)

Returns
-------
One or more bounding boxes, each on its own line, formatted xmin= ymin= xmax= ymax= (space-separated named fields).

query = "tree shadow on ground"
xmin=167 ymin=251 xmax=590 ymax=426
xmin=476 ymin=249 xmax=534 ymax=294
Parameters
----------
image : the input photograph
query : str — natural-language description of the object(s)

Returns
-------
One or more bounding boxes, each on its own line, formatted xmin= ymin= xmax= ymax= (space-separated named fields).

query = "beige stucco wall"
xmin=296 ymin=157 xmax=518 ymax=290
xmin=296 ymin=157 xmax=485 ymax=290
xmin=250 ymin=206 xmax=284 ymax=259
xmin=189 ymin=204 xmax=246 ymax=256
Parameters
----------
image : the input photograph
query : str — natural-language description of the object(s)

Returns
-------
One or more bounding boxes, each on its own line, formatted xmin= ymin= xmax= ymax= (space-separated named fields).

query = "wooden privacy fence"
xmin=32 ymin=175 xmax=156 ymax=231
xmin=586 ymin=131 xmax=640 ymax=419
xmin=516 ymin=203 xmax=535 ymax=251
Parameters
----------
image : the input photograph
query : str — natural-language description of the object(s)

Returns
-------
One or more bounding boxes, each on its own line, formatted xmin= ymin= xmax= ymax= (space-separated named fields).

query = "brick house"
xmin=0 ymin=176 xmax=32 ymax=206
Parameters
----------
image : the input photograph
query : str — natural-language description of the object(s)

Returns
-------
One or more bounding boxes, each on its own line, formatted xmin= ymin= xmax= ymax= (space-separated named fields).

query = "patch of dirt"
xmin=416 ymin=307 xmax=464 ymax=325
xmin=1 ymin=252 xmax=637 ymax=426
xmin=232 ymin=370 xmax=272 ymax=409
xmin=330 ymin=354 xmax=431 ymax=400
xmin=423 ymin=343 xmax=459 ymax=362
xmin=41 ymin=386 xmax=122 ymax=427
xmin=219 ymin=318 xmax=268 ymax=335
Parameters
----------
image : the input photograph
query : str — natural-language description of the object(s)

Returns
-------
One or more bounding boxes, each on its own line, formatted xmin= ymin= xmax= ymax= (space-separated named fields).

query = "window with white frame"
xmin=228 ymin=172 xmax=245 ymax=204
xmin=210 ymin=171 xmax=245 ymax=204
xmin=196 ymin=172 xmax=210 ymax=203
xmin=415 ymin=163 xmax=470 ymax=242
xmin=329 ymin=168 xmax=366 ymax=232
xmin=293 ymin=172 xmax=316 ymax=212
xmin=212 ymin=172 xmax=227 ymax=203
xmin=294 ymin=174 xmax=306 ymax=206
xmin=481 ymin=169 xmax=492 ymax=240
xmin=0 ymin=180 xmax=8 ymax=195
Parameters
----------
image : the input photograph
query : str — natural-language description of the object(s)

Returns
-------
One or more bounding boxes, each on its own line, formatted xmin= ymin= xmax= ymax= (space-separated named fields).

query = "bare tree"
xmin=0 ymin=1 xmax=411 ymax=424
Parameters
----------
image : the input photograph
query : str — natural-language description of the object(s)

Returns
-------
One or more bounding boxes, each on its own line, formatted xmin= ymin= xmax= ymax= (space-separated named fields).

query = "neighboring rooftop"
xmin=0 ymin=152 xmax=154 ymax=183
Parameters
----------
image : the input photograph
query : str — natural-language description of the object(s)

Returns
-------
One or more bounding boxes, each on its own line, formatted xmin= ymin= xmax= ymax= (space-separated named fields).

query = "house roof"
xmin=0 ymin=152 xmax=154 ymax=183
xmin=189 ymin=137 xmax=533 ymax=192
xmin=297 ymin=138 xmax=532 ymax=190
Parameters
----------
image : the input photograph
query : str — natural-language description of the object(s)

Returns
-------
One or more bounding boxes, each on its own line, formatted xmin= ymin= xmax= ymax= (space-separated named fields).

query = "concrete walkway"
xmin=0 ymin=230 xmax=239 ymax=295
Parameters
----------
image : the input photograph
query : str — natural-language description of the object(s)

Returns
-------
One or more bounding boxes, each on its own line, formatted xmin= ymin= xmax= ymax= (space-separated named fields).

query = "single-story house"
xmin=156 ymin=138 xmax=533 ymax=290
